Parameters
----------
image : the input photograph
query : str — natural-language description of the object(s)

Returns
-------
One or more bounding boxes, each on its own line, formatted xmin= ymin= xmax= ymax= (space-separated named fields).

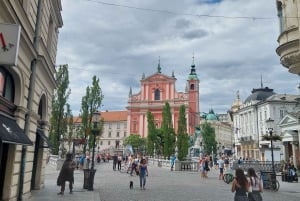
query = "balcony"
xmin=276 ymin=24 xmax=300 ymax=74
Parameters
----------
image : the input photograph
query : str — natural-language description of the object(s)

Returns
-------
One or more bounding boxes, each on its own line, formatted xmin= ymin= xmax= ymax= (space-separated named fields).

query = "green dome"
xmin=206 ymin=109 xmax=218 ymax=121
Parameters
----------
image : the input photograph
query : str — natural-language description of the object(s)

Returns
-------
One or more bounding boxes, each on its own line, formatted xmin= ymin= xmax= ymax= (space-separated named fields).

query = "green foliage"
xmin=80 ymin=75 xmax=104 ymax=153
xmin=123 ymin=134 xmax=146 ymax=153
xmin=146 ymin=111 xmax=156 ymax=156
xmin=49 ymin=64 xmax=71 ymax=155
xmin=162 ymin=102 xmax=175 ymax=159
xmin=177 ymin=105 xmax=189 ymax=161
xmin=261 ymin=134 xmax=282 ymax=141
xmin=201 ymin=121 xmax=217 ymax=155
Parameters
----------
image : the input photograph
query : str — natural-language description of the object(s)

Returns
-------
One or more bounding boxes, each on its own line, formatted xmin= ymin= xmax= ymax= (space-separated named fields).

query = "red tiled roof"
xmin=72 ymin=110 xmax=127 ymax=123
xmin=101 ymin=110 xmax=127 ymax=122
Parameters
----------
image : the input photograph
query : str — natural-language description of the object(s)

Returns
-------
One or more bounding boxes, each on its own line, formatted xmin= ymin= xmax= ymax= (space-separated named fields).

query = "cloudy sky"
xmin=56 ymin=0 xmax=299 ymax=116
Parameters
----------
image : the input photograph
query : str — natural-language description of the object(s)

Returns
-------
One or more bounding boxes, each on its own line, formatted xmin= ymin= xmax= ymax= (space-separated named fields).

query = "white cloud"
xmin=57 ymin=0 xmax=299 ymax=116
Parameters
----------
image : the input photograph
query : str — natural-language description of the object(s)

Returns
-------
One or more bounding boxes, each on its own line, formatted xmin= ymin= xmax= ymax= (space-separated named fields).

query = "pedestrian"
xmin=139 ymin=158 xmax=148 ymax=190
xmin=217 ymin=156 xmax=225 ymax=180
xmin=112 ymin=153 xmax=118 ymax=171
xmin=231 ymin=168 xmax=249 ymax=201
xmin=117 ymin=154 xmax=122 ymax=170
xmin=170 ymin=154 xmax=176 ymax=171
xmin=247 ymin=168 xmax=263 ymax=201
xmin=57 ymin=153 xmax=76 ymax=195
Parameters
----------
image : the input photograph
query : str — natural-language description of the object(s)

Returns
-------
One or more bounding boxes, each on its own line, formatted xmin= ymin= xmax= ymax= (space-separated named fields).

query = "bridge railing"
xmin=233 ymin=160 xmax=282 ymax=173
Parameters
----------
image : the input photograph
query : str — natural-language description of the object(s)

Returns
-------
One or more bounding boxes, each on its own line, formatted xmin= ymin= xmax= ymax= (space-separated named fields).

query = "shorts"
xmin=219 ymin=168 xmax=224 ymax=174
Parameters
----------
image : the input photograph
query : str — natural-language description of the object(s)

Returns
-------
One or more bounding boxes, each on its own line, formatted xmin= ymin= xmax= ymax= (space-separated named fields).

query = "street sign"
xmin=0 ymin=23 xmax=21 ymax=66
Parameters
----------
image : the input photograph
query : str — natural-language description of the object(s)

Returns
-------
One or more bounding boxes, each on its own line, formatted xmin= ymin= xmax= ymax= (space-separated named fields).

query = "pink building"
xmin=127 ymin=60 xmax=200 ymax=138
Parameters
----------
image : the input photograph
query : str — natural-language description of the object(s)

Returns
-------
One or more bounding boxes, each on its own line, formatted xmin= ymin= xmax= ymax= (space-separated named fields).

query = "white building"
xmin=233 ymin=84 xmax=300 ymax=162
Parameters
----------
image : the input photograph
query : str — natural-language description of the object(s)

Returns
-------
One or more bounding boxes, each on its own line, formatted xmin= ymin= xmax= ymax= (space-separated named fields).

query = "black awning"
xmin=0 ymin=114 xmax=33 ymax=146
xmin=36 ymin=128 xmax=52 ymax=148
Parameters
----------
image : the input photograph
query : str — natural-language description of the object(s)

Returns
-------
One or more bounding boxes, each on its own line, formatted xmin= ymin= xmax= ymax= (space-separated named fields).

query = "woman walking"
xmin=231 ymin=168 xmax=249 ymax=201
xmin=139 ymin=158 xmax=148 ymax=190
xmin=247 ymin=168 xmax=263 ymax=201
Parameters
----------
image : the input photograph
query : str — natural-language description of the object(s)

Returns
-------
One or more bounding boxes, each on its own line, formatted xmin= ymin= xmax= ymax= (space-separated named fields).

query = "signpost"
xmin=0 ymin=23 xmax=21 ymax=66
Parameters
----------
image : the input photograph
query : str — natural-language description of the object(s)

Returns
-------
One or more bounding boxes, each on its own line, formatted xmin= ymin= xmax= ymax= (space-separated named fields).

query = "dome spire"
xmin=188 ymin=53 xmax=198 ymax=80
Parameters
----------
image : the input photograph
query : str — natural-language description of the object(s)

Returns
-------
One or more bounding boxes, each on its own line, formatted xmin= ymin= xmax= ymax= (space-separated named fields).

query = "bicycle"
xmin=264 ymin=177 xmax=280 ymax=191
xmin=259 ymin=171 xmax=280 ymax=191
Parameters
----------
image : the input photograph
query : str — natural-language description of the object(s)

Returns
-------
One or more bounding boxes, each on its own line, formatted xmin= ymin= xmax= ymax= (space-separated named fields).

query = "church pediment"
xmin=142 ymin=73 xmax=175 ymax=82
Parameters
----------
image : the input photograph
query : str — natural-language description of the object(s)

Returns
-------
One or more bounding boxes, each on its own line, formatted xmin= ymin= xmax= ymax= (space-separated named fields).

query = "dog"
xmin=129 ymin=181 xmax=133 ymax=189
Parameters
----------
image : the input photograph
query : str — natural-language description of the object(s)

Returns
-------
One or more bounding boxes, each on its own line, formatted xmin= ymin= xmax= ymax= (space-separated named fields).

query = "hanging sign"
xmin=0 ymin=23 xmax=21 ymax=66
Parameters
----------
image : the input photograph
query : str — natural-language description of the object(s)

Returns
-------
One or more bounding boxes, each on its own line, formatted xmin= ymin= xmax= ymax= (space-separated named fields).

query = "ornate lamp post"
xmin=88 ymin=111 xmax=101 ymax=191
xmin=266 ymin=118 xmax=276 ymax=184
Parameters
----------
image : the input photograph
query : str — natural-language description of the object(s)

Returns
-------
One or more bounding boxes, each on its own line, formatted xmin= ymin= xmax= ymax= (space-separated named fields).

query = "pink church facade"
xmin=127 ymin=61 xmax=200 ymax=138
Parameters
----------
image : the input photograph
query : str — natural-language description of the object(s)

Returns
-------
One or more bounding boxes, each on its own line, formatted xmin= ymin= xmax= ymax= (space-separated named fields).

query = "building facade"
xmin=0 ymin=1 xmax=62 ymax=200
xmin=99 ymin=111 xmax=127 ymax=153
xmin=127 ymin=61 xmax=199 ymax=138
xmin=233 ymin=85 xmax=300 ymax=162
xmin=276 ymin=0 xmax=300 ymax=74
xmin=200 ymin=109 xmax=233 ymax=155
xmin=71 ymin=111 xmax=128 ymax=155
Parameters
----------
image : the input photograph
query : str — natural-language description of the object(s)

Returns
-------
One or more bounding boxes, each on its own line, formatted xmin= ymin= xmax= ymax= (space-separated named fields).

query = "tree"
xmin=201 ymin=121 xmax=217 ymax=155
xmin=80 ymin=75 xmax=104 ymax=153
xmin=49 ymin=64 xmax=71 ymax=155
xmin=146 ymin=111 xmax=156 ymax=156
xmin=162 ymin=102 xmax=175 ymax=159
xmin=123 ymin=134 xmax=146 ymax=153
xmin=177 ymin=105 xmax=189 ymax=161
xmin=65 ymin=103 xmax=73 ymax=152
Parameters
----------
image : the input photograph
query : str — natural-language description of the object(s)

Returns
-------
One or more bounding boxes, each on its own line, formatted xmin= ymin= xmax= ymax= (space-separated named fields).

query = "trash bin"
xmin=158 ymin=160 xmax=162 ymax=167
xmin=281 ymin=172 xmax=287 ymax=182
xmin=83 ymin=169 xmax=90 ymax=189
xmin=260 ymin=171 xmax=276 ymax=189
xmin=83 ymin=169 xmax=97 ymax=190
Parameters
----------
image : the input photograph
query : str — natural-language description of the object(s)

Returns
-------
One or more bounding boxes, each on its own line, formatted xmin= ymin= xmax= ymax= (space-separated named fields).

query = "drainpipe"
xmin=18 ymin=0 xmax=43 ymax=200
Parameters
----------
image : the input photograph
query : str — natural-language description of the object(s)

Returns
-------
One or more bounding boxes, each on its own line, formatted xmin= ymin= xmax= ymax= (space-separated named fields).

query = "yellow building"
xmin=0 ymin=1 xmax=62 ymax=200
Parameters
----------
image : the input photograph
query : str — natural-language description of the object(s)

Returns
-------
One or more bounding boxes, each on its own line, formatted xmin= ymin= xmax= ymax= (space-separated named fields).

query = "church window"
xmin=190 ymin=84 xmax=194 ymax=90
xmin=154 ymin=89 xmax=160 ymax=100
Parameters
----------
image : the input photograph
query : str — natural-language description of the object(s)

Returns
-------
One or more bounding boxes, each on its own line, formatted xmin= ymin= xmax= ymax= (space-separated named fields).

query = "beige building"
xmin=276 ymin=0 xmax=300 ymax=167
xmin=100 ymin=111 xmax=127 ymax=153
xmin=200 ymin=109 xmax=233 ymax=155
xmin=0 ymin=1 xmax=62 ymax=200
xmin=70 ymin=111 xmax=128 ymax=156
xmin=276 ymin=0 xmax=300 ymax=74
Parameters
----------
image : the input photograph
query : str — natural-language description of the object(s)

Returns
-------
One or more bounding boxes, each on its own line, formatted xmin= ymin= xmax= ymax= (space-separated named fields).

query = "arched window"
xmin=190 ymin=84 xmax=195 ymax=90
xmin=154 ymin=89 xmax=160 ymax=100
xmin=0 ymin=67 xmax=15 ymax=102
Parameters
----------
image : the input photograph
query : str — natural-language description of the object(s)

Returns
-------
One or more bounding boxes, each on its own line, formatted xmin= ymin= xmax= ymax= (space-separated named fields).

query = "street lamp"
xmin=88 ymin=111 xmax=101 ymax=191
xmin=266 ymin=117 xmax=276 ymax=185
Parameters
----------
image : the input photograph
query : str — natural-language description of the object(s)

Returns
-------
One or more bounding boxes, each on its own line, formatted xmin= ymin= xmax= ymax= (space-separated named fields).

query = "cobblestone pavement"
xmin=96 ymin=162 xmax=300 ymax=201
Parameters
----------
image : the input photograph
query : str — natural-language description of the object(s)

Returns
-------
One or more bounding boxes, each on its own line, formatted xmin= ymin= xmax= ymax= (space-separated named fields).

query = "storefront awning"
xmin=36 ymin=128 xmax=52 ymax=148
xmin=0 ymin=114 xmax=32 ymax=146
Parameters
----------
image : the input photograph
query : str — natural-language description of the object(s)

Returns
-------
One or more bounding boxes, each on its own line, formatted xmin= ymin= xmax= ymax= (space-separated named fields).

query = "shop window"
xmin=0 ymin=67 xmax=15 ymax=102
